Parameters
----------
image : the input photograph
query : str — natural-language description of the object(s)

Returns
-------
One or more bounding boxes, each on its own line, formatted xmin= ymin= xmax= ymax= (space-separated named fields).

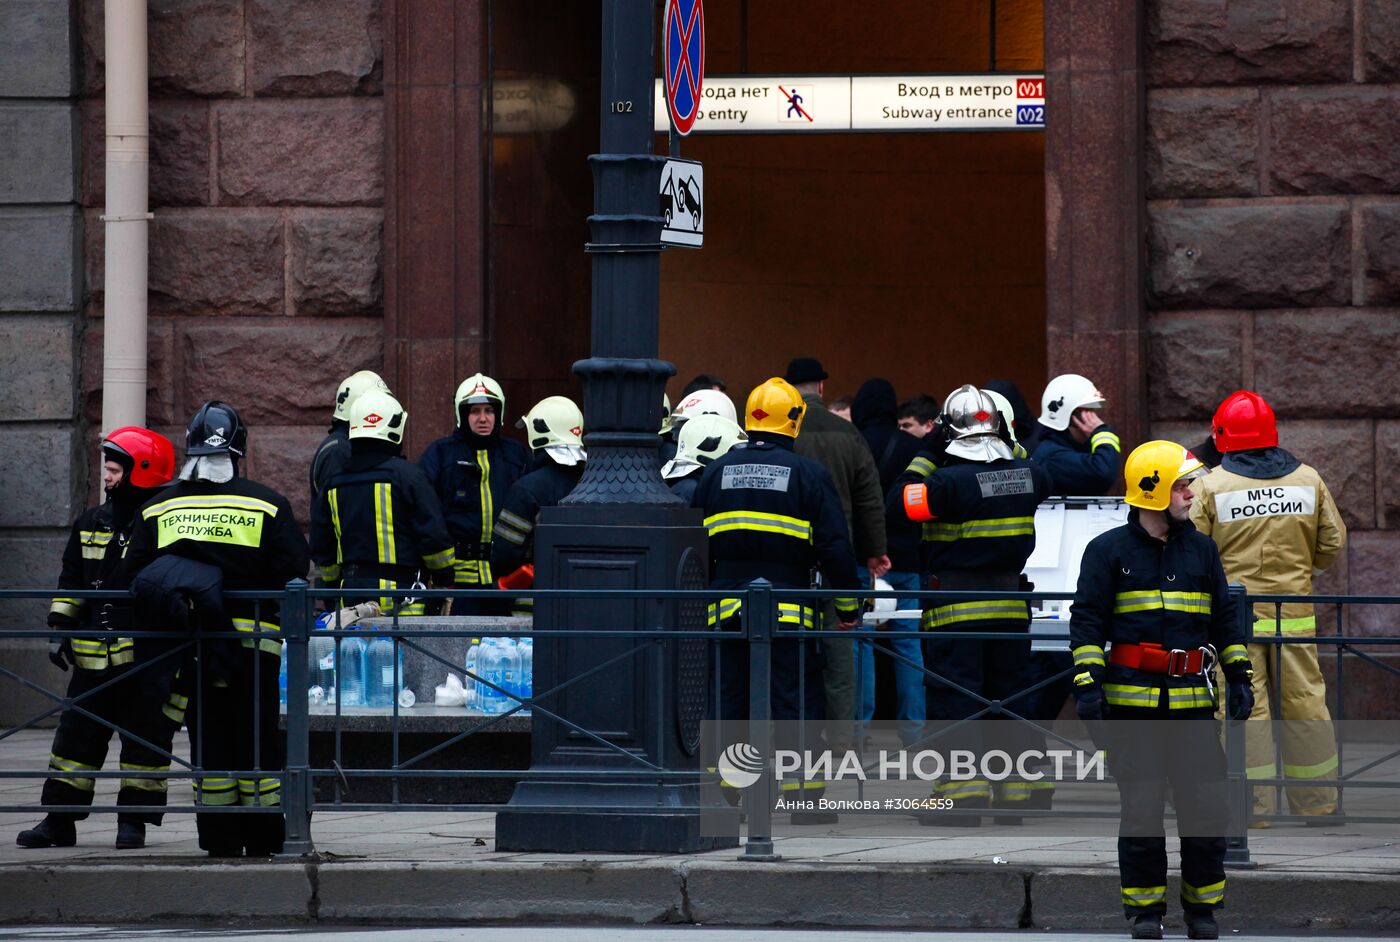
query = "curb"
xmin=4 ymin=859 xmax=1399 ymax=930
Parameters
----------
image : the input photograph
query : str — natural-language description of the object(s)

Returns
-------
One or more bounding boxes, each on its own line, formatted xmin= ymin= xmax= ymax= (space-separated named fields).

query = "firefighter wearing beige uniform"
xmin=1190 ymin=390 xmax=1344 ymax=820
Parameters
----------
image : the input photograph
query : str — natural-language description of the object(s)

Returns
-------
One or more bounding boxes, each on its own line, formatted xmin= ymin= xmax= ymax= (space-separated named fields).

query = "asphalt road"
xmin=3 ymin=928 xmax=1397 ymax=941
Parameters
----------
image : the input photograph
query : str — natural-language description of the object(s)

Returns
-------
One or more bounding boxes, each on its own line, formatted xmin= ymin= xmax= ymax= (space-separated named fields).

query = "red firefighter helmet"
xmin=102 ymin=426 xmax=177 ymax=488
xmin=1212 ymin=390 xmax=1278 ymax=454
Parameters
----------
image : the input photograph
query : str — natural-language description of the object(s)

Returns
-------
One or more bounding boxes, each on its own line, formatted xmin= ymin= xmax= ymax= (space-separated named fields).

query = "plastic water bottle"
xmin=477 ymin=639 xmax=507 ymax=715
xmin=278 ymin=645 xmax=288 ymax=705
xmin=464 ymin=638 xmax=482 ymax=711
xmin=496 ymin=639 xmax=522 ymax=713
xmin=309 ymin=632 xmax=336 ymax=702
xmin=518 ymin=638 xmax=533 ymax=714
xmin=338 ymin=635 xmax=368 ymax=707
xmin=364 ymin=636 xmax=397 ymax=708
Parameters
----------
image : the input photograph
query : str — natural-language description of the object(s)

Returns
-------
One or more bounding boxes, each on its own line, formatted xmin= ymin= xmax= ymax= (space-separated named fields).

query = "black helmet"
xmin=186 ymin=400 xmax=247 ymax=457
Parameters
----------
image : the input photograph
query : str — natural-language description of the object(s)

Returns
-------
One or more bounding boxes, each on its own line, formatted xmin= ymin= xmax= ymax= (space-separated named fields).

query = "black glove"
xmin=1076 ymin=687 xmax=1106 ymax=723
xmin=1227 ymin=681 xmax=1255 ymax=721
xmin=47 ymin=639 xmax=74 ymax=672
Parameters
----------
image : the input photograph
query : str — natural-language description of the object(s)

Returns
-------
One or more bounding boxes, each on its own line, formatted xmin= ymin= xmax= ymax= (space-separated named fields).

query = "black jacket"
xmin=1031 ymin=426 xmax=1122 ymax=496
xmin=888 ymin=453 xmax=1051 ymax=576
xmin=853 ymin=379 xmax=924 ymax=572
xmin=491 ymin=454 xmax=584 ymax=576
xmin=692 ymin=435 xmax=860 ymax=626
xmin=48 ymin=503 xmax=137 ymax=670
xmin=1069 ymin=509 xmax=1251 ymax=711
xmin=418 ymin=429 xmax=531 ymax=560
xmin=127 ymin=476 xmax=310 ymax=635
xmin=309 ymin=421 xmax=350 ymax=507
xmin=311 ymin=447 xmax=456 ymax=585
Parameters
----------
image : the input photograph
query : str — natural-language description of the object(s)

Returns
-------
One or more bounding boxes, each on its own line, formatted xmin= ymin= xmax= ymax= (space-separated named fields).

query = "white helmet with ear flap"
xmin=671 ymin=388 xmax=738 ymax=430
xmin=333 ymin=370 xmax=390 ymax=423
xmin=676 ymin=414 xmax=746 ymax=466
xmin=348 ymin=390 xmax=408 ymax=445
xmin=454 ymin=373 xmax=506 ymax=428
xmin=1038 ymin=373 xmax=1106 ymax=432
xmin=517 ymin=396 xmax=584 ymax=450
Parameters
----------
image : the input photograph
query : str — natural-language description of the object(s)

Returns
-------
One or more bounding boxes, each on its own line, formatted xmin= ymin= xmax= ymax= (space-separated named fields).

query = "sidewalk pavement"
xmin=2 ymin=727 xmax=1398 ymax=932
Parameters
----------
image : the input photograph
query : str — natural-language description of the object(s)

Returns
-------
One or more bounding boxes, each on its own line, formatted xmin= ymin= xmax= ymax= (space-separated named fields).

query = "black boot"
xmin=115 ymin=821 xmax=146 ymax=849
xmin=16 ymin=816 xmax=77 ymax=848
xmin=1129 ymin=913 xmax=1163 ymax=940
xmin=1185 ymin=910 xmax=1219 ymax=940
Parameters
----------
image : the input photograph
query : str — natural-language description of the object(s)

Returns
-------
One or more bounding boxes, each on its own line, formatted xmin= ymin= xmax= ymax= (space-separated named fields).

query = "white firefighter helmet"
xmin=676 ymin=414 xmax=747 ymax=466
xmin=942 ymin=384 xmax=1013 ymax=463
xmin=671 ymin=388 xmax=738 ymax=430
xmin=1038 ymin=373 xmax=1106 ymax=431
xmin=660 ymin=393 xmax=673 ymax=436
xmin=517 ymin=395 xmax=583 ymax=450
xmin=982 ymin=388 xmax=1020 ymax=445
xmin=348 ymin=390 xmax=408 ymax=446
xmin=454 ymin=373 xmax=506 ymax=428
xmin=332 ymin=370 xmax=390 ymax=423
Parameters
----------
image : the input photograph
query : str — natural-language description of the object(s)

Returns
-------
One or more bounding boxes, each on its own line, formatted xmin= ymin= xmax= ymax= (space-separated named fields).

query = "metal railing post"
xmin=278 ymin=578 xmax=315 ymax=856
xmin=1224 ymin=582 xmax=1255 ymax=868
xmin=742 ymin=579 xmax=779 ymax=860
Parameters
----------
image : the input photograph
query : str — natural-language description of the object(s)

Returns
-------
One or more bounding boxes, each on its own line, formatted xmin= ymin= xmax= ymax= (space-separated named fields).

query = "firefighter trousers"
xmin=921 ymin=618 xmax=1042 ymax=807
xmin=718 ymin=624 xmax=827 ymax=798
xmin=1108 ymin=702 xmax=1228 ymax=919
xmin=40 ymin=663 xmax=179 ymax=825
xmin=189 ymin=646 xmax=284 ymax=856
xmin=1244 ymin=639 xmax=1337 ymax=817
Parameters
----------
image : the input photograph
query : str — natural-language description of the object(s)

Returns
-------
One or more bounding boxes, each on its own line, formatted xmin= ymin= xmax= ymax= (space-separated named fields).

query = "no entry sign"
xmin=664 ymin=0 xmax=704 ymax=135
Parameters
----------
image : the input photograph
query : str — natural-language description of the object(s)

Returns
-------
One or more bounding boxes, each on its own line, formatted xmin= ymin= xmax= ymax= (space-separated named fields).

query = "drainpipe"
xmin=100 ymin=0 xmax=150 ymax=434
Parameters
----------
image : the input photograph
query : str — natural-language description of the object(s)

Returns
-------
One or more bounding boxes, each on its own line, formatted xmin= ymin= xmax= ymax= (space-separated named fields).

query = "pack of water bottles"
xmin=279 ymin=613 xmax=414 ymax=709
xmin=463 ymin=636 xmax=532 ymax=715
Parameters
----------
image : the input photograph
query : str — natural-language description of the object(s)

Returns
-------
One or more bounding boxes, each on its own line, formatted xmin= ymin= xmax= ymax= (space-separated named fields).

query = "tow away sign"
xmin=660 ymin=158 xmax=703 ymax=248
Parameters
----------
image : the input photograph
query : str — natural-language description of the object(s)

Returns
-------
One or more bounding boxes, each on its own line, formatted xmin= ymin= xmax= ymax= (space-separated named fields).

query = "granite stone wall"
xmin=1145 ymin=1 xmax=1400 ymax=707
xmin=78 ymin=0 xmax=386 ymax=529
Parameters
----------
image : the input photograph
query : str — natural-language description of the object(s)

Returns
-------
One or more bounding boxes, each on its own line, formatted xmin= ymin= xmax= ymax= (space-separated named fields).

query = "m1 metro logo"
xmin=1016 ymin=77 xmax=1045 ymax=126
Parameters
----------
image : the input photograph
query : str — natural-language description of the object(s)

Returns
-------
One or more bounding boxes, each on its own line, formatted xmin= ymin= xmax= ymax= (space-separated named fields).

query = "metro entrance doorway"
xmin=658 ymin=1 xmax=1046 ymax=407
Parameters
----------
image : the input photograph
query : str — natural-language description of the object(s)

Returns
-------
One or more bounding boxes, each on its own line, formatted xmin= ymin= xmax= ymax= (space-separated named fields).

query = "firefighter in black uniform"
xmin=125 ymin=401 xmax=310 ymax=858
xmin=418 ymin=374 xmax=529 ymax=613
xmin=490 ymin=396 xmax=586 ymax=615
xmin=310 ymin=370 xmax=390 ymax=506
xmin=1070 ymin=440 xmax=1253 ymax=941
xmin=17 ymin=428 xmax=177 ymax=851
xmin=892 ymin=385 xmax=1052 ymax=822
xmin=312 ymin=390 xmax=456 ymax=613
xmin=693 ymin=378 xmax=861 ymax=808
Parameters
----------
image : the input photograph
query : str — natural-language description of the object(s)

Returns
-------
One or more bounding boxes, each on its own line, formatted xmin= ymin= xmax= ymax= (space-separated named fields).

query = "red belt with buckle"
xmin=1109 ymin=642 xmax=1205 ymax=676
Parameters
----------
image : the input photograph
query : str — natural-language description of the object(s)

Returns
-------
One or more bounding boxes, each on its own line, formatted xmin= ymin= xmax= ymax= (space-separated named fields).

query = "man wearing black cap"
xmin=784 ymin=356 xmax=889 ymax=746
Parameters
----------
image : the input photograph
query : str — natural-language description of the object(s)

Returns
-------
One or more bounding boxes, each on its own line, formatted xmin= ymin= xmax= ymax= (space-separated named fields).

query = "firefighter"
xmin=313 ymin=390 xmax=457 ymax=616
xmin=17 ymin=428 xmax=177 ymax=851
xmin=1071 ymin=440 xmax=1254 ymax=940
xmin=310 ymin=370 xmax=390 ymax=506
xmin=693 ymin=377 xmax=862 ymax=811
xmin=490 ymin=396 xmax=586 ymax=615
xmin=125 ymin=401 xmax=310 ymax=858
xmin=1032 ymin=373 xmax=1122 ymax=495
xmin=661 ymin=413 xmax=747 ymax=502
xmin=418 ymin=374 xmax=529 ymax=613
xmin=894 ymin=385 xmax=1052 ymax=822
xmin=1190 ymin=390 xmax=1344 ymax=823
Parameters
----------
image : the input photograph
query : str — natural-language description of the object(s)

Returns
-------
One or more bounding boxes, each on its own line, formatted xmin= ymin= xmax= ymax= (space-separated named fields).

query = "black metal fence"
xmin=1 ymin=581 xmax=1397 ymax=865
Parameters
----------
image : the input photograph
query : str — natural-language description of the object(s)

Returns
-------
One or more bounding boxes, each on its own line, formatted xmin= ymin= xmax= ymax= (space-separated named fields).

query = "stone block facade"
xmin=75 ymin=0 xmax=386 ymax=529
xmin=1146 ymin=0 xmax=1400 ymax=627
xmin=0 ymin=0 xmax=81 ymax=719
